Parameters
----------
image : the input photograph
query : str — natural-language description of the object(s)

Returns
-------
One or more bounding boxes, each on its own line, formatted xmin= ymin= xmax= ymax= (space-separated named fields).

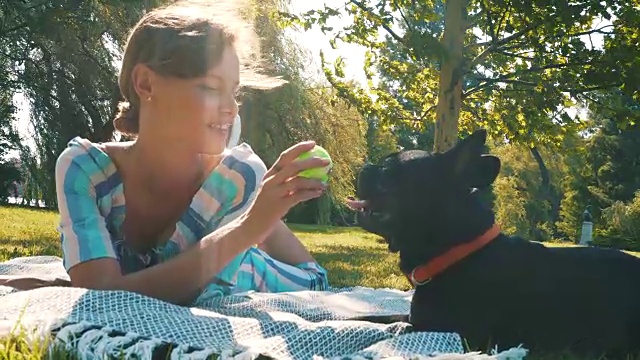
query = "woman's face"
xmin=146 ymin=44 xmax=241 ymax=155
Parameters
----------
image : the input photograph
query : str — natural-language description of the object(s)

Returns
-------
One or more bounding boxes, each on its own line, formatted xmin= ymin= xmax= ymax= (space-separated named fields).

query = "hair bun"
xmin=113 ymin=100 xmax=140 ymax=136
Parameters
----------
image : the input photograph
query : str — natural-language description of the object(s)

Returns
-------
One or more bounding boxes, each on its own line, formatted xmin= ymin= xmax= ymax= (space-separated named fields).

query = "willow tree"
xmin=1 ymin=0 xmax=152 ymax=206
xmin=242 ymin=0 xmax=368 ymax=225
xmin=279 ymin=0 xmax=638 ymax=152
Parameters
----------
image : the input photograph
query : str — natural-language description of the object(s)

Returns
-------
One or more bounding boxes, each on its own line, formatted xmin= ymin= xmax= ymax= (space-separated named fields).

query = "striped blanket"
xmin=0 ymin=256 xmax=528 ymax=360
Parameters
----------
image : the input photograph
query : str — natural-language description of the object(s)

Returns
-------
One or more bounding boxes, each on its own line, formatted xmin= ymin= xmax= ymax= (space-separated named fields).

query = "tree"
xmin=584 ymin=91 xmax=640 ymax=205
xmin=241 ymin=0 xmax=368 ymax=225
xmin=491 ymin=142 xmax=566 ymax=241
xmin=0 ymin=0 xmax=157 ymax=206
xmin=279 ymin=0 xmax=638 ymax=152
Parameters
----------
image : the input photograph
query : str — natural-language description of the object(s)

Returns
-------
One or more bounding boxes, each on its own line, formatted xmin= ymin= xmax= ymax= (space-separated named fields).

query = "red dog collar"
xmin=405 ymin=224 xmax=501 ymax=286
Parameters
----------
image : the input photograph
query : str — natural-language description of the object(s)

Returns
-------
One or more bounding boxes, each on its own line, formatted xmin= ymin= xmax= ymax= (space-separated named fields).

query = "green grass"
xmin=0 ymin=205 xmax=637 ymax=359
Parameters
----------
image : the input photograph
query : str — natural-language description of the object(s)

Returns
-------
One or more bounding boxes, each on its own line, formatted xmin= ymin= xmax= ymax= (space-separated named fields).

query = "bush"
xmin=593 ymin=190 xmax=640 ymax=251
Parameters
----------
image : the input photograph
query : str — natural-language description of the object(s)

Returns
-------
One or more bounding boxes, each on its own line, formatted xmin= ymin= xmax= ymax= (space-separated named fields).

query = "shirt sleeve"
xmin=55 ymin=146 xmax=117 ymax=272
xmin=216 ymin=143 xmax=268 ymax=228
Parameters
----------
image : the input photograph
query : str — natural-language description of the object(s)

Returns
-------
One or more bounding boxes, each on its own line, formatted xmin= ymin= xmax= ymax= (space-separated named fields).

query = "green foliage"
xmin=279 ymin=0 xmax=638 ymax=149
xmin=595 ymin=191 xmax=640 ymax=251
xmin=491 ymin=143 xmax=565 ymax=241
xmin=583 ymin=98 xmax=640 ymax=204
xmin=241 ymin=0 xmax=368 ymax=225
xmin=365 ymin=120 xmax=398 ymax=163
xmin=555 ymin=140 xmax=593 ymax=241
xmin=1 ymin=0 xmax=152 ymax=207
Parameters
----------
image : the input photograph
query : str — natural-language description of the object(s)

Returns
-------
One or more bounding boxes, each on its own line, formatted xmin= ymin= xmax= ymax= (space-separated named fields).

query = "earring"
xmin=146 ymin=96 xmax=152 ymax=101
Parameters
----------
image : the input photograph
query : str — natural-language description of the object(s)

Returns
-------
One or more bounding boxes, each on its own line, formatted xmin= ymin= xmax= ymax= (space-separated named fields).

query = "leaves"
xmin=0 ymin=0 xmax=154 ymax=206
xmin=278 ymin=0 xmax=639 ymax=150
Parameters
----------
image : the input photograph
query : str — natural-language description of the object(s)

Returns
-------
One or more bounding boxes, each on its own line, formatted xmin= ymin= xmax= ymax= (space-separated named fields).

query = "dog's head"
xmin=355 ymin=129 xmax=501 ymax=256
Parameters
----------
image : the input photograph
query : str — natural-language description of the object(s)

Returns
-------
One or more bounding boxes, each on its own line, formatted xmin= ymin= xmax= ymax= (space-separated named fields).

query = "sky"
xmin=286 ymin=0 xmax=370 ymax=84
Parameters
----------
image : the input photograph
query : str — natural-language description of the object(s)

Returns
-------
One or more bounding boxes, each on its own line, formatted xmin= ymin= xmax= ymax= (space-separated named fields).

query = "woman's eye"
xmin=198 ymin=84 xmax=219 ymax=93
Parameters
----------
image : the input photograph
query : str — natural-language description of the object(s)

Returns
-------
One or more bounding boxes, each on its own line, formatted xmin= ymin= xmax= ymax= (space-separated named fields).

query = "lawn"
xmin=0 ymin=205 xmax=636 ymax=360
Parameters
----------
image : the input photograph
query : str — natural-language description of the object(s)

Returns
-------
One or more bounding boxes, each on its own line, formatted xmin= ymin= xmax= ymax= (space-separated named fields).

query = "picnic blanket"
xmin=0 ymin=256 xmax=528 ymax=360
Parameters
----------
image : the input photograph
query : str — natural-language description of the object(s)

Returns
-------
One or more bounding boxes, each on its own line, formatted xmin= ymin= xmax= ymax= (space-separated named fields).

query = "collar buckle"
xmin=409 ymin=268 xmax=431 ymax=286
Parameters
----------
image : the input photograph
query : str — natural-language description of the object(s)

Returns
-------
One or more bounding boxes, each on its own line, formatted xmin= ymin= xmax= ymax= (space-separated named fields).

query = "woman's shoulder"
xmin=55 ymin=136 xmax=118 ymax=186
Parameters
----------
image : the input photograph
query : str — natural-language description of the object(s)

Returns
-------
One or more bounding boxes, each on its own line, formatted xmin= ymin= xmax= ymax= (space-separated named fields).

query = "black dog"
xmin=351 ymin=129 xmax=640 ymax=357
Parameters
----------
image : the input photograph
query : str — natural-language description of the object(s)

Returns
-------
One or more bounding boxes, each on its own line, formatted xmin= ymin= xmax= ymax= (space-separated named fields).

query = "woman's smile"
xmin=207 ymin=122 xmax=231 ymax=138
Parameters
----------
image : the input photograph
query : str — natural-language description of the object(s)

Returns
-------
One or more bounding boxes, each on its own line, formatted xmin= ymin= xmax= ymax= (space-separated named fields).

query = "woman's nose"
xmin=221 ymin=91 xmax=238 ymax=115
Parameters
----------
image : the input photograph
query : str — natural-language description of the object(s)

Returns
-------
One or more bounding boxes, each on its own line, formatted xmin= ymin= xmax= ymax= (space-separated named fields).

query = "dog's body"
xmin=352 ymin=130 xmax=640 ymax=357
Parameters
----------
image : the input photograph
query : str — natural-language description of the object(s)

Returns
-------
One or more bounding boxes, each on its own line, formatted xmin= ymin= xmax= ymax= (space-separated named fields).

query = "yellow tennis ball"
xmin=296 ymin=145 xmax=333 ymax=183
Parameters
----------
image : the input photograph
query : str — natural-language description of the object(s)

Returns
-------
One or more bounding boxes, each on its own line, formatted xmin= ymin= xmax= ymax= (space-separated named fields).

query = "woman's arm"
xmin=257 ymin=220 xmax=315 ymax=265
xmin=68 ymin=215 xmax=262 ymax=306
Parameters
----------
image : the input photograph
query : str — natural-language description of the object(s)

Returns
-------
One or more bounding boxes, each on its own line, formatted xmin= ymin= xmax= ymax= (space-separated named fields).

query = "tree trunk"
xmin=529 ymin=146 xmax=560 ymax=237
xmin=433 ymin=0 xmax=466 ymax=153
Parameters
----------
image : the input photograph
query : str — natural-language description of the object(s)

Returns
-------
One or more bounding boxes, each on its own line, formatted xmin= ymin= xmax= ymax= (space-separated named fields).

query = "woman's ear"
xmin=130 ymin=63 xmax=155 ymax=101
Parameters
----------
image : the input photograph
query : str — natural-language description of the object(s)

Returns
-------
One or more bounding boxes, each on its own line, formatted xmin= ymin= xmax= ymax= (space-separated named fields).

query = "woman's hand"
xmin=245 ymin=141 xmax=329 ymax=235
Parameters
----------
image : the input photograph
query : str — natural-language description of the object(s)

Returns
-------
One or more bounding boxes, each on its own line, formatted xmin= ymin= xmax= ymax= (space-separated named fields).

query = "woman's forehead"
xmin=205 ymin=47 xmax=240 ymax=82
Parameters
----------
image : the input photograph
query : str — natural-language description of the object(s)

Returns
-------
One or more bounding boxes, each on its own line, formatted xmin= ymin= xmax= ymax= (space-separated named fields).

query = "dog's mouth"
xmin=363 ymin=203 xmax=391 ymax=223
xmin=348 ymin=197 xmax=398 ymax=251
xmin=348 ymin=198 xmax=390 ymax=222
xmin=350 ymin=163 xmax=400 ymax=251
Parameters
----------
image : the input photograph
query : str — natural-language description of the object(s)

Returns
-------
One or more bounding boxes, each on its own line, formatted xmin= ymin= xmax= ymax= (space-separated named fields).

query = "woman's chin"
xmin=196 ymin=133 xmax=229 ymax=155
xmin=199 ymin=143 xmax=227 ymax=156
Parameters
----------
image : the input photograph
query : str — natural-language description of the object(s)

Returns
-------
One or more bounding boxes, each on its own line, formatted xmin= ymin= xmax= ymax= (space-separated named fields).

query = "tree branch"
xmin=467 ymin=22 xmax=541 ymax=69
xmin=463 ymin=79 xmax=538 ymax=99
xmin=468 ymin=23 xmax=541 ymax=51
xmin=468 ymin=60 xmax=601 ymax=93
xmin=480 ymin=0 xmax=497 ymax=40
xmin=496 ymin=50 xmax=535 ymax=60
xmin=0 ymin=2 xmax=50 ymax=37
xmin=565 ymin=25 xmax=615 ymax=38
xmin=495 ymin=3 xmax=511 ymax=38
xmin=348 ymin=0 xmax=442 ymax=61
xmin=349 ymin=0 xmax=405 ymax=44
xmin=397 ymin=6 xmax=414 ymax=34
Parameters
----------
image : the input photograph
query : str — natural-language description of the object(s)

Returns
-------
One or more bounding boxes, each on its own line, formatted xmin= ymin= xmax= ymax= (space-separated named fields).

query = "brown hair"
xmin=114 ymin=0 xmax=284 ymax=136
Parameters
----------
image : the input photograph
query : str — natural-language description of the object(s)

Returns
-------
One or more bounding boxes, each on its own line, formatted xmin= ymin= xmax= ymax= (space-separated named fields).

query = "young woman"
xmin=54 ymin=1 xmax=330 ymax=306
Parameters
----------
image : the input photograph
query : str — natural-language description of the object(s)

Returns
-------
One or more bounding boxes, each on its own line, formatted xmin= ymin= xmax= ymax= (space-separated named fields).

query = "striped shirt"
xmin=55 ymin=137 xmax=328 ymax=301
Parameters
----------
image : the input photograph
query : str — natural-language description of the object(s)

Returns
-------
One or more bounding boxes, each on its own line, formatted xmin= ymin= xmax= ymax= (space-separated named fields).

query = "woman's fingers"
xmin=265 ymin=141 xmax=317 ymax=178
xmin=272 ymin=157 xmax=330 ymax=184
xmin=287 ymin=188 xmax=325 ymax=206
xmin=278 ymin=176 xmax=326 ymax=197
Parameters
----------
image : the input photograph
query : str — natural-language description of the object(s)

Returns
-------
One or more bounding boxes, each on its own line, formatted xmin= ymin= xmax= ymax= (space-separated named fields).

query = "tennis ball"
xmin=296 ymin=145 xmax=333 ymax=183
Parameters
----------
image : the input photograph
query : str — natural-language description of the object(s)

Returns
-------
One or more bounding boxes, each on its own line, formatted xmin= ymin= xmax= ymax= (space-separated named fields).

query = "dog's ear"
xmin=471 ymin=154 xmax=501 ymax=188
xmin=450 ymin=129 xmax=487 ymax=172
xmin=450 ymin=129 xmax=499 ymax=188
